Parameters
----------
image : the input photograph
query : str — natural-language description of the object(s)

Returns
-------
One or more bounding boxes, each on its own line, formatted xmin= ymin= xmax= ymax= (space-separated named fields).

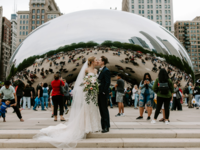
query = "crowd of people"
xmin=0 ymin=48 xmax=196 ymax=124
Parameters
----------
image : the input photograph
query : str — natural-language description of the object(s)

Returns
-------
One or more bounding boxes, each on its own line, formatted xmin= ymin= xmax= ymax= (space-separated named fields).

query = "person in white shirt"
xmin=132 ymin=85 xmax=139 ymax=109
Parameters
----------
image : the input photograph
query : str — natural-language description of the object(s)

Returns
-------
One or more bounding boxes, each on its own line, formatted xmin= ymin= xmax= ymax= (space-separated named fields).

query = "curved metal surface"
xmin=7 ymin=10 xmax=192 ymax=87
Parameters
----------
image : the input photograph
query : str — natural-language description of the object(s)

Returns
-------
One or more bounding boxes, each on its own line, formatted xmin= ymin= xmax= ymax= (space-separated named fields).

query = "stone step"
xmin=1 ymin=148 xmax=199 ymax=150
xmin=1 ymin=130 xmax=200 ymax=139
xmin=0 ymin=138 xmax=200 ymax=148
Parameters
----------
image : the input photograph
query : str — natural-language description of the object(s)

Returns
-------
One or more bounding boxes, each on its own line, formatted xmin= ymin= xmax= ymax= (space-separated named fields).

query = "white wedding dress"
xmin=33 ymin=61 xmax=101 ymax=148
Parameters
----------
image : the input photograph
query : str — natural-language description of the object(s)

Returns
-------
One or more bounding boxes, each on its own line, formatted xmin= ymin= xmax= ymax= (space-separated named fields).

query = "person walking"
xmin=132 ymin=85 xmax=139 ymax=109
xmin=0 ymin=81 xmax=24 ymax=122
xmin=51 ymin=74 xmax=65 ymax=121
xmin=136 ymin=73 xmax=154 ymax=120
xmin=22 ymin=84 xmax=33 ymax=109
xmin=33 ymin=83 xmax=46 ymax=111
xmin=151 ymin=69 xmax=174 ymax=125
xmin=42 ymin=83 xmax=49 ymax=109
xmin=15 ymin=79 xmax=25 ymax=111
xmin=115 ymin=73 xmax=125 ymax=117
xmin=188 ymin=82 xmax=194 ymax=108
xmin=171 ymin=83 xmax=182 ymax=111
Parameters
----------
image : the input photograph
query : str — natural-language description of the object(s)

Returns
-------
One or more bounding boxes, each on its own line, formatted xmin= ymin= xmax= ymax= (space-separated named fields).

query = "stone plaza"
xmin=0 ymin=105 xmax=200 ymax=149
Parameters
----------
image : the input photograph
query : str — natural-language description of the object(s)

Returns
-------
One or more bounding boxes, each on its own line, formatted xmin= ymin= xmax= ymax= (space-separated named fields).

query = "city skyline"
xmin=0 ymin=0 xmax=200 ymax=22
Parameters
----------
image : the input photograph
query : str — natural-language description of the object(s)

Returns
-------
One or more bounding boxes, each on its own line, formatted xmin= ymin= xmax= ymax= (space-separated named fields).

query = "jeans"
xmin=109 ymin=96 xmax=112 ymax=107
xmin=43 ymin=96 xmax=48 ymax=108
xmin=195 ymin=94 xmax=200 ymax=107
xmin=23 ymin=96 xmax=31 ymax=109
xmin=134 ymin=94 xmax=139 ymax=108
xmin=185 ymin=97 xmax=188 ymax=104
xmin=125 ymin=97 xmax=130 ymax=106
xmin=33 ymin=97 xmax=45 ymax=110
xmin=139 ymin=94 xmax=153 ymax=107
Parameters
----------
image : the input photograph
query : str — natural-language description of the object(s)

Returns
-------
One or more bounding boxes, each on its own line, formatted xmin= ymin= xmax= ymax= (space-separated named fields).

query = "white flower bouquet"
xmin=80 ymin=75 xmax=99 ymax=106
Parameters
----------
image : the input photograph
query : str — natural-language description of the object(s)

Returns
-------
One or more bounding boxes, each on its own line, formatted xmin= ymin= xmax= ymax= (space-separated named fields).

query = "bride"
xmin=34 ymin=56 xmax=102 ymax=148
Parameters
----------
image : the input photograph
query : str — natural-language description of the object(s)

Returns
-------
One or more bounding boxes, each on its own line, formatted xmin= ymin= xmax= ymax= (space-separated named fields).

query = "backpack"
xmin=43 ymin=87 xmax=48 ymax=97
xmin=158 ymin=79 xmax=169 ymax=94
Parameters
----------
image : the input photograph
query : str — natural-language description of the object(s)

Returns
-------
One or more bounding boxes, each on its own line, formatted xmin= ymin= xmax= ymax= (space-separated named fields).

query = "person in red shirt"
xmin=51 ymin=74 xmax=65 ymax=121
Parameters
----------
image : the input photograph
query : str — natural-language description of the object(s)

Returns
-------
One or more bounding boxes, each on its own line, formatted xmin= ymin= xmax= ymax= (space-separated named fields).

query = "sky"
xmin=0 ymin=0 xmax=200 ymax=22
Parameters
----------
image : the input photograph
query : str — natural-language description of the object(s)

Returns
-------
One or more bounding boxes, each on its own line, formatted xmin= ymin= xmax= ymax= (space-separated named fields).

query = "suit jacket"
xmin=98 ymin=66 xmax=111 ymax=94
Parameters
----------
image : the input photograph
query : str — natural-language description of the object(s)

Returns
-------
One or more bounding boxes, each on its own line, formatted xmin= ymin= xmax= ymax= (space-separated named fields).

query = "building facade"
xmin=0 ymin=17 xmax=12 ymax=81
xmin=0 ymin=6 xmax=3 ymax=80
xmin=17 ymin=0 xmax=62 ymax=47
xmin=174 ymin=17 xmax=200 ymax=73
xmin=11 ymin=14 xmax=17 ymax=55
xmin=122 ymin=0 xmax=174 ymax=33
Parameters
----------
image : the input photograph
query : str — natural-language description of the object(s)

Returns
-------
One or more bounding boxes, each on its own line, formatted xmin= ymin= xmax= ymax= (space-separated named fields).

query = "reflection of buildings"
xmin=140 ymin=31 xmax=168 ymax=55
xmin=174 ymin=16 xmax=200 ymax=72
xmin=156 ymin=36 xmax=179 ymax=57
xmin=17 ymin=0 xmax=62 ymax=47
xmin=129 ymin=37 xmax=150 ymax=49
xmin=122 ymin=0 xmax=174 ymax=33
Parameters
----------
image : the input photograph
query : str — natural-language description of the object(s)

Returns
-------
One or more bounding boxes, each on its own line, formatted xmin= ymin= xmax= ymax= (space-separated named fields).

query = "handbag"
xmin=60 ymin=80 xmax=67 ymax=94
xmin=192 ymin=98 xmax=196 ymax=104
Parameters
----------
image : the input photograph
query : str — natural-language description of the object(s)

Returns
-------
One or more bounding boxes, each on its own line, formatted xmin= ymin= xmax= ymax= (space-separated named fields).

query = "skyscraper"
xmin=122 ymin=0 xmax=174 ymax=33
xmin=11 ymin=14 xmax=17 ymax=55
xmin=174 ymin=17 xmax=200 ymax=73
xmin=16 ymin=0 xmax=62 ymax=47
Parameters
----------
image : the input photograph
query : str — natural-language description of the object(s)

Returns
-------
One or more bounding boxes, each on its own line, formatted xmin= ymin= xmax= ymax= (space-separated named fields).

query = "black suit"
xmin=98 ymin=66 xmax=111 ymax=129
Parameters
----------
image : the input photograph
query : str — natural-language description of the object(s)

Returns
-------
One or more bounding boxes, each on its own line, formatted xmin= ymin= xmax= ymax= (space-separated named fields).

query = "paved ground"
xmin=1 ymin=105 xmax=200 ymax=130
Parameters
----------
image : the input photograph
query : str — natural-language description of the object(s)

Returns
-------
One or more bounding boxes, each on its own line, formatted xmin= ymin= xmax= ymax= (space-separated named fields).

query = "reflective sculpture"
xmin=7 ymin=10 xmax=192 ymax=87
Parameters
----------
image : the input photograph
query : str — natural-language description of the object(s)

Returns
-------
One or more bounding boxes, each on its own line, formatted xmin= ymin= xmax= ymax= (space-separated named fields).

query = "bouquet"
xmin=80 ymin=75 xmax=100 ymax=106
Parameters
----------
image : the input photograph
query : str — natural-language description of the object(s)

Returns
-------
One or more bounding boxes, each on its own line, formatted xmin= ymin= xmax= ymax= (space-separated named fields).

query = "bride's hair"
xmin=88 ymin=56 xmax=96 ymax=66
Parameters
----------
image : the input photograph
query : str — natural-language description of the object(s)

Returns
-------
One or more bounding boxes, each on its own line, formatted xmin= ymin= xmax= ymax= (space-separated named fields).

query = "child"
xmin=0 ymin=100 xmax=14 ymax=122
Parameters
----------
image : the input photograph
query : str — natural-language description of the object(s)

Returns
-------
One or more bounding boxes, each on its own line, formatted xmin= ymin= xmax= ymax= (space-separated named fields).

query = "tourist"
xmin=0 ymin=100 xmax=15 ymax=122
xmin=115 ymin=73 xmax=125 ymax=117
xmin=63 ymin=79 xmax=69 ymax=114
xmin=124 ymin=87 xmax=131 ymax=106
xmin=111 ymin=88 xmax=116 ymax=106
xmin=132 ymin=85 xmax=139 ymax=109
xmin=188 ymin=82 xmax=194 ymax=108
xmin=22 ymin=84 xmax=33 ymax=110
xmin=50 ymin=90 xmax=54 ymax=118
xmin=33 ymin=83 xmax=46 ymax=111
xmin=194 ymin=83 xmax=200 ymax=109
xmin=42 ymin=83 xmax=49 ymax=109
xmin=151 ymin=69 xmax=174 ymax=125
xmin=171 ymin=83 xmax=182 ymax=111
xmin=136 ymin=73 xmax=154 ymax=120
xmin=51 ymin=74 xmax=65 ymax=121
xmin=0 ymin=81 xmax=24 ymax=122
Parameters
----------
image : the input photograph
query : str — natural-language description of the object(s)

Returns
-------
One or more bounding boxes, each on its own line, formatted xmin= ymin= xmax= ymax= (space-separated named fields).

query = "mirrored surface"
xmin=7 ymin=10 xmax=192 ymax=87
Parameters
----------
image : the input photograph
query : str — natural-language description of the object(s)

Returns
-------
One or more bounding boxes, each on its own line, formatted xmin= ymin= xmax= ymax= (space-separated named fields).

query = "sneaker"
xmin=65 ymin=109 xmax=69 ymax=114
xmin=165 ymin=121 xmax=169 ymax=125
xmin=151 ymin=120 xmax=156 ymax=124
xmin=196 ymin=107 xmax=199 ymax=109
xmin=134 ymin=107 xmax=138 ymax=109
xmin=115 ymin=113 xmax=121 ymax=117
xmin=51 ymin=114 xmax=54 ymax=118
xmin=145 ymin=110 xmax=148 ymax=113
xmin=136 ymin=116 xmax=143 ymax=119
xmin=121 ymin=113 xmax=125 ymax=116
xmin=33 ymin=109 xmax=38 ymax=111
xmin=147 ymin=116 xmax=151 ymax=120
xmin=42 ymin=109 xmax=46 ymax=111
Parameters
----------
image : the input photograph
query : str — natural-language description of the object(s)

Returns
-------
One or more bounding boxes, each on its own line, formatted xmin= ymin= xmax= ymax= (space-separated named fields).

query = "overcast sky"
xmin=0 ymin=0 xmax=200 ymax=22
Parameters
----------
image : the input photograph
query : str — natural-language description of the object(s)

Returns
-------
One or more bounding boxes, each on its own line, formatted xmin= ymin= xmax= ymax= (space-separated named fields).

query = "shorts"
xmin=139 ymin=94 xmax=153 ymax=107
xmin=116 ymin=92 xmax=124 ymax=103
xmin=0 ymin=111 xmax=5 ymax=118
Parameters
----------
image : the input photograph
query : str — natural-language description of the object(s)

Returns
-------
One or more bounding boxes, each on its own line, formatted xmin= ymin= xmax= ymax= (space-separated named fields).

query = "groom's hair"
xmin=101 ymin=56 xmax=108 ymax=65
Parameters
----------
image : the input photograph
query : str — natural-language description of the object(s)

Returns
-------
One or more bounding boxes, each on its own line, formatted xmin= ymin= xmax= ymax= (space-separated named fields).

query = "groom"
xmin=98 ymin=56 xmax=111 ymax=133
